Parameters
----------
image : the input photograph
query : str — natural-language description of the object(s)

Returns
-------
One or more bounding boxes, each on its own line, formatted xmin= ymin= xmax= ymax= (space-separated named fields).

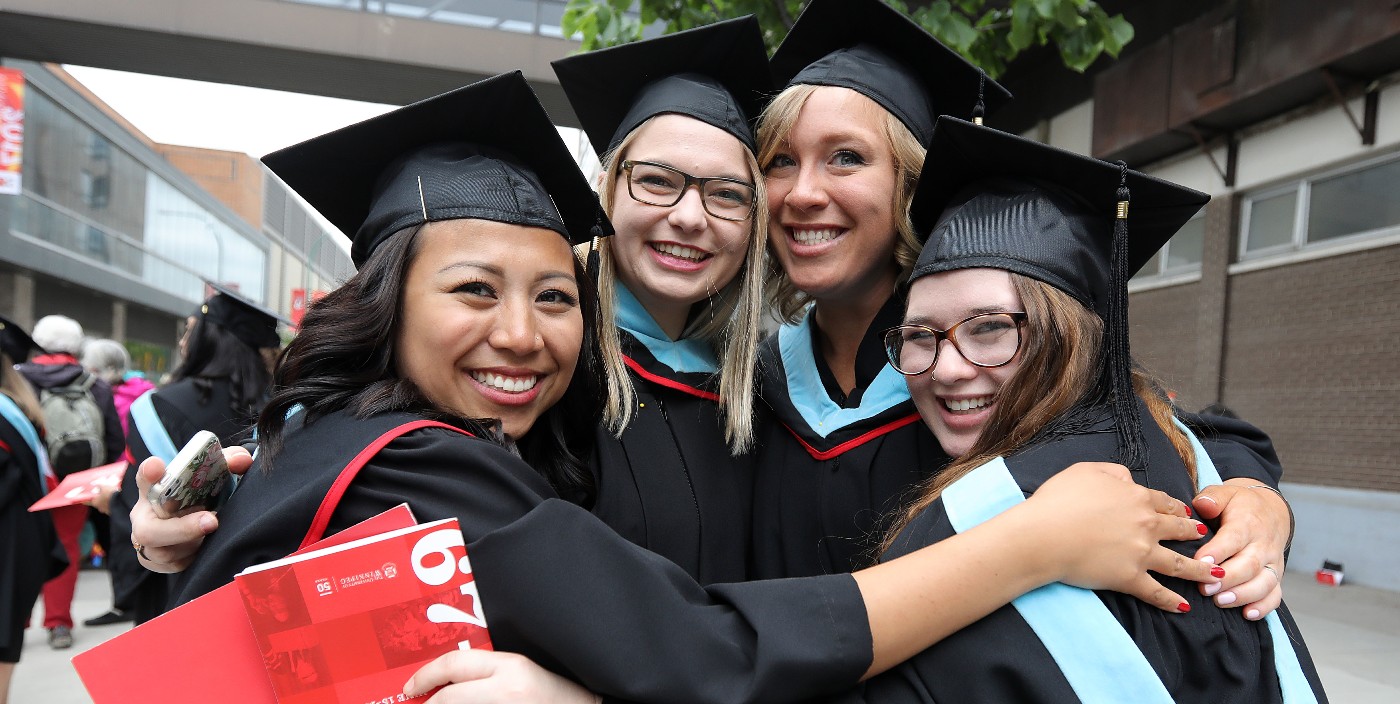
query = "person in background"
xmin=17 ymin=315 xmax=123 ymax=650
xmin=0 ymin=315 xmax=66 ymax=704
xmin=78 ymin=338 xmax=156 ymax=627
xmin=107 ymin=285 xmax=285 ymax=625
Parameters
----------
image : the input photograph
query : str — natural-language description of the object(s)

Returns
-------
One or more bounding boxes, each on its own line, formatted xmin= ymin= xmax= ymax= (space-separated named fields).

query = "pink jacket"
xmin=111 ymin=376 xmax=157 ymax=436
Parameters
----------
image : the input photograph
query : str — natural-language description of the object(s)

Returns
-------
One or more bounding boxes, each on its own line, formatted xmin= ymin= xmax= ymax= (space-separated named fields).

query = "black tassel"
xmin=972 ymin=70 xmax=986 ymax=125
xmin=586 ymin=200 xmax=612 ymax=285
xmin=1108 ymin=161 xmax=1147 ymax=471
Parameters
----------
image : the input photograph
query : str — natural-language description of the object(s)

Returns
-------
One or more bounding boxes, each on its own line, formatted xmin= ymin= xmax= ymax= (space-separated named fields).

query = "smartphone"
xmin=147 ymin=430 xmax=231 ymax=519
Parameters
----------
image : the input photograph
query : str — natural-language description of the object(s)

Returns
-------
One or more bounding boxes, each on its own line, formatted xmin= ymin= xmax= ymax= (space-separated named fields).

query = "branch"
xmin=770 ymin=0 xmax=794 ymax=29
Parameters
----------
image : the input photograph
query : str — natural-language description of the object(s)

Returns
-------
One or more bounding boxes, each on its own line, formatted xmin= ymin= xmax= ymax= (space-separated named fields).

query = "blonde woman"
xmin=751 ymin=0 xmax=1293 ymax=624
xmin=551 ymin=17 xmax=772 ymax=582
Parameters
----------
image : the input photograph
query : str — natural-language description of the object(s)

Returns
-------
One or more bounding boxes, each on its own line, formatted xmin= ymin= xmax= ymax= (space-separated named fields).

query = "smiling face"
xmin=606 ymin=114 xmax=754 ymax=336
xmin=395 ymin=219 xmax=583 ymax=440
xmin=903 ymin=268 xmax=1025 ymax=458
xmin=763 ymin=86 xmax=902 ymax=304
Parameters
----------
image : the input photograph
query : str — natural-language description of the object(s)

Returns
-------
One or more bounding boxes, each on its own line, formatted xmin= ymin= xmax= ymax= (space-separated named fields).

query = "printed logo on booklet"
xmin=235 ymin=518 xmax=491 ymax=703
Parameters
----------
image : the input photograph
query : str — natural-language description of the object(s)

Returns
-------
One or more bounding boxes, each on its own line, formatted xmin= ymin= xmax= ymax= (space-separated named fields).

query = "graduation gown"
xmin=590 ymin=284 xmax=754 ymax=584
xmin=752 ymin=295 xmax=949 ymax=578
xmin=841 ymin=401 xmax=1326 ymax=704
xmin=108 ymin=377 xmax=252 ymax=622
xmin=171 ymin=409 xmax=871 ymax=704
xmin=753 ymin=293 xmax=1288 ymax=580
xmin=0 ymin=394 xmax=64 ymax=661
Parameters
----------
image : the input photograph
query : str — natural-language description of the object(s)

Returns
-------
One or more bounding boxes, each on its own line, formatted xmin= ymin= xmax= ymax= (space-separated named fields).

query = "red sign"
xmin=290 ymin=288 xmax=307 ymax=327
xmin=0 ymin=67 xmax=24 ymax=195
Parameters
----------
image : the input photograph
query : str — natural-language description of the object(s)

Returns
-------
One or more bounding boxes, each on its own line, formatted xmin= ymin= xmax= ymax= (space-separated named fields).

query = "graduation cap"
xmin=553 ymin=16 xmax=773 ymax=156
xmin=909 ymin=116 xmax=1210 ymax=469
xmin=262 ymin=71 xmax=608 ymax=268
xmin=770 ymin=0 xmax=1012 ymax=146
xmin=0 ymin=314 xmax=40 ymax=363
xmin=199 ymin=282 xmax=291 ymax=350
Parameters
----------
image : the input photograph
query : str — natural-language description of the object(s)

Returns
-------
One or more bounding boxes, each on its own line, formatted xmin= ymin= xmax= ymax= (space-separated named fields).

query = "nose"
xmin=783 ymin=164 xmax=829 ymax=211
xmin=666 ymin=185 xmax=709 ymax=233
xmin=929 ymin=339 xmax=977 ymax=384
xmin=488 ymin=299 xmax=544 ymax=356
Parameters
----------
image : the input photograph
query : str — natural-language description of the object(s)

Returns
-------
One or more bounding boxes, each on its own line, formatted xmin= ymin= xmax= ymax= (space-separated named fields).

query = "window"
xmin=1133 ymin=213 xmax=1205 ymax=281
xmin=1241 ymin=153 xmax=1400 ymax=259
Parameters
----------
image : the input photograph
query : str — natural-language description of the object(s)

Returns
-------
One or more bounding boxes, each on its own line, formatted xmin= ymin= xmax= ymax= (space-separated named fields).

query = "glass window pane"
xmin=1307 ymin=158 xmax=1400 ymax=243
xmin=1165 ymin=216 xmax=1205 ymax=269
xmin=1131 ymin=249 xmax=1163 ymax=281
xmin=1244 ymin=190 xmax=1298 ymax=253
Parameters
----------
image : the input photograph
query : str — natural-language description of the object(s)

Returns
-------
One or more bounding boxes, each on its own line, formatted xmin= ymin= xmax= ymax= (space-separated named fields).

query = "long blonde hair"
xmin=1 ymin=352 xmax=44 ymax=429
xmin=755 ymin=84 xmax=927 ymax=323
xmin=591 ymin=115 xmax=770 ymax=453
xmin=883 ymin=275 xmax=1196 ymax=551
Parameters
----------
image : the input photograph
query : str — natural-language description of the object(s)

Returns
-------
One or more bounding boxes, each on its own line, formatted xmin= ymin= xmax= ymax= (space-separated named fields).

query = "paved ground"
xmin=11 ymin=567 xmax=1400 ymax=702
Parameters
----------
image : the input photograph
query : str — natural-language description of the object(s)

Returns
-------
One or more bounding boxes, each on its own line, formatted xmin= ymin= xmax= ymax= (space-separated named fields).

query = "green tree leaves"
xmin=559 ymin=0 xmax=1134 ymax=79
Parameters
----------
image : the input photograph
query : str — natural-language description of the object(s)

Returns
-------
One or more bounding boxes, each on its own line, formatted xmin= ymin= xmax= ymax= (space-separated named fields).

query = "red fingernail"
xmin=1178 ymin=602 xmax=1191 ymax=613
xmin=1211 ymin=566 xmax=1226 ymax=578
xmin=1184 ymin=505 xmax=1192 ymax=518
xmin=1197 ymin=523 xmax=1208 ymax=536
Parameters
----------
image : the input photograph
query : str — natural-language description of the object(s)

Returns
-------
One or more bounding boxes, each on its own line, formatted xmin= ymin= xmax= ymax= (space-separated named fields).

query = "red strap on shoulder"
xmin=299 ymin=419 xmax=472 ymax=549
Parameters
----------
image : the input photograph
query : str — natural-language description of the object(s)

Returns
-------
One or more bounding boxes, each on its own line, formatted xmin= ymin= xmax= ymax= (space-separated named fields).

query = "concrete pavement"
xmin=10 ymin=567 xmax=1400 ymax=702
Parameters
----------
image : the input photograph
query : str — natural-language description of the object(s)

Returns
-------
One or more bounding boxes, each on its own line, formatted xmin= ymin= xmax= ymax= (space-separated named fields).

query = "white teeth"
xmin=652 ymin=243 xmax=707 ymax=261
xmin=791 ymin=228 xmax=840 ymax=244
xmin=471 ymin=372 xmax=538 ymax=393
xmin=944 ymin=396 xmax=993 ymax=413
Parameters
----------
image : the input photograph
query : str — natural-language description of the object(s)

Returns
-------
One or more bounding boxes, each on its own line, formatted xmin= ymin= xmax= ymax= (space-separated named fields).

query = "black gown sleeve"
xmin=1179 ymin=411 xmax=1283 ymax=487
xmin=333 ymin=429 xmax=873 ymax=704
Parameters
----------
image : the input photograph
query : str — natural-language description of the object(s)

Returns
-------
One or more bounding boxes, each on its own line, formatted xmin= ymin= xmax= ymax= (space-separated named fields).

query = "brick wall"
xmin=1222 ymin=246 xmax=1400 ymax=491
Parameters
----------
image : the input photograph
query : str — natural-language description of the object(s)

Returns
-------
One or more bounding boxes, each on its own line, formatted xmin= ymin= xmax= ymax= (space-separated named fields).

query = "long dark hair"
xmin=172 ymin=315 xmax=274 ymax=422
xmin=256 ymin=224 xmax=600 ymax=505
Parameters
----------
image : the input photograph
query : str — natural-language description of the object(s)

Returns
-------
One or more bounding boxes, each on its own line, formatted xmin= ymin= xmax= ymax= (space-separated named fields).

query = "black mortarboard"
xmin=262 ymin=71 xmax=608 ymax=268
xmin=199 ymin=282 xmax=291 ymax=350
xmin=552 ymin=16 xmax=773 ymax=156
xmin=909 ymin=116 xmax=1209 ymax=469
xmin=770 ymin=0 xmax=1012 ymax=146
xmin=0 ymin=314 xmax=40 ymax=363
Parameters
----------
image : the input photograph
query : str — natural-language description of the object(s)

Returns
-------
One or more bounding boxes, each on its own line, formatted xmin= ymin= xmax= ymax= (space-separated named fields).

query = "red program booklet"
xmin=235 ymin=518 xmax=492 ymax=704
xmin=27 ymin=461 xmax=125 ymax=511
xmin=73 ymin=504 xmax=419 ymax=704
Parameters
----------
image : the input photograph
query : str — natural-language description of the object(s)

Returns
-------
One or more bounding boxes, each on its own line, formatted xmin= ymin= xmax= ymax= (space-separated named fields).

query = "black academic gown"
xmin=108 ymin=377 xmax=253 ymax=623
xmin=589 ymin=329 xmax=753 ymax=584
xmin=0 ymin=399 xmax=65 ymax=661
xmin=752 ymin=295 xmax=949 ymax=578
xmin=171 ymin=409 xmax=871 ymax=704
xmin=836 ymin=401 xmax=1326 ymax=704
xmin=753 ymin=294 xmax=1288 ymax=580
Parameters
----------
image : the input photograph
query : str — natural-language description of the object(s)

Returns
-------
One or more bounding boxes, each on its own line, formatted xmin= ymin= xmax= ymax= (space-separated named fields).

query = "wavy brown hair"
xmin=882 ymin=274 xmax=1195 ymax=552
xmin=257 ymin=223 xmax=602 ymax=504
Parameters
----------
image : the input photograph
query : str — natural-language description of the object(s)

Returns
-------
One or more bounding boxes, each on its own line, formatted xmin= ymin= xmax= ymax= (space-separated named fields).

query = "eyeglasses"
xmin=620 ymin=160 xmax=756 ymax=222
xmin=883 ymin=312 xmax=1028 ymax=376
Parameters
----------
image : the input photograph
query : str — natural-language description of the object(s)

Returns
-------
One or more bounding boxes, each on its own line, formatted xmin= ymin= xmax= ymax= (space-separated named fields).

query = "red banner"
xmin=0 ymin=67 xmax=24 ymax=195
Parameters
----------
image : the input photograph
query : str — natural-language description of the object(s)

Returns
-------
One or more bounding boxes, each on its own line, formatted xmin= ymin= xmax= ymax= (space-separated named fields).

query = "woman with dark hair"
xmin=132 ymin=73 xmax=1222 ymax=704
xmin=850 ymin=116 xmax=1325 ymax=702
xmin=107 ymin=284 xmax=286 ymax=624
xmin=0 ymin=315 xmax=65 ymax=704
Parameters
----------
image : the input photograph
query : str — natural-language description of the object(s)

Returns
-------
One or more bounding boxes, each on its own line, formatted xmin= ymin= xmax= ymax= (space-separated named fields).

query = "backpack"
xmin=40 ymin=372 xmax=106 ymax=476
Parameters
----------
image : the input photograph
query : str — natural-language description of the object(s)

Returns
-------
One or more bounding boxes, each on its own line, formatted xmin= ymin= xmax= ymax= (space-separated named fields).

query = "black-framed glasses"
xmin=883 ymin=312 xmax=1028 ymax=376
xmin=621 ymin=160 xmax=756 ymax=222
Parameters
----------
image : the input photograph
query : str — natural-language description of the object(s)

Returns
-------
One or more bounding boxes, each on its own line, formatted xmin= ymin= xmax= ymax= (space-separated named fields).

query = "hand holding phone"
xmin=147 ymin=430 xmax=231 ymax=519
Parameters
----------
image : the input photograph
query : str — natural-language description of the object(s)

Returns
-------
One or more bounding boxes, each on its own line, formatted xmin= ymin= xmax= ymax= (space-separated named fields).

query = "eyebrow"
xmin=903 ymin=306 xmax=1017 ymax=327
xmin=635 ymin=158 xmax=752 ymax=185
xmin=439 ymin=261 xmax=576 ymax=285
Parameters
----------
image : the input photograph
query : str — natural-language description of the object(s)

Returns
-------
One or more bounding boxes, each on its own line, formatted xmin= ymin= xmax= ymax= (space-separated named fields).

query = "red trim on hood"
xmin=622 ymin=355 xmax=720 ymax=402
xmin=784 ymin=413 xmax=923 ymax=461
